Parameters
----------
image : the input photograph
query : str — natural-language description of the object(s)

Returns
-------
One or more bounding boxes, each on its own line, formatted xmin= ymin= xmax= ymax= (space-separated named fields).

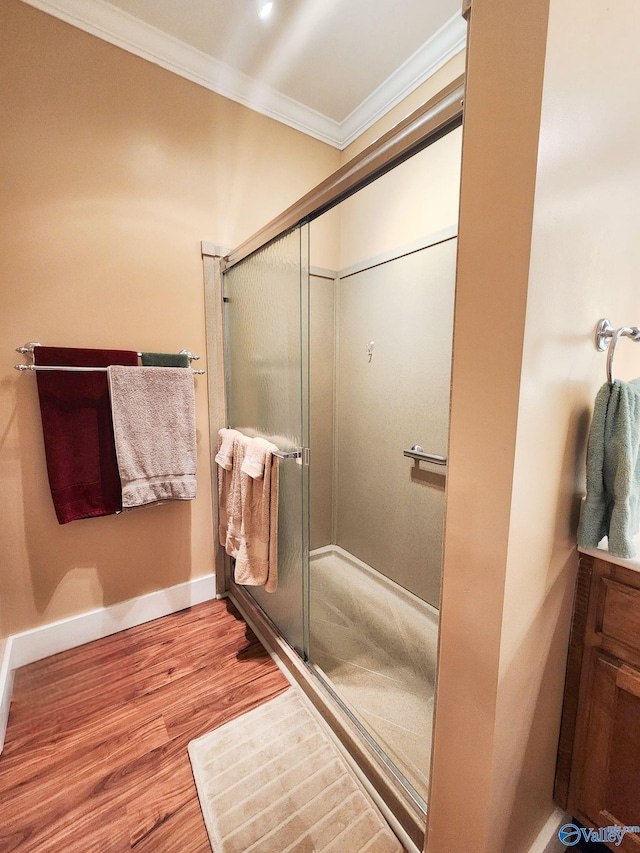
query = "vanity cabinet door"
xmin=579 ymin=650 xmax=640 ymax=850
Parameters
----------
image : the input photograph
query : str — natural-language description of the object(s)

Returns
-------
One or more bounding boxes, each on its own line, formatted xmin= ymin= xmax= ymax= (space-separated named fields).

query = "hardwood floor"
xmin=0 ymin=599 xmax=289 ymax=852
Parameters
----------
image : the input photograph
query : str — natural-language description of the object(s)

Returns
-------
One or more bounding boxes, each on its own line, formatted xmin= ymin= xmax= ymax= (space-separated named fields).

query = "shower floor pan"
xmin=308 ymin=545 xmax=438 ymax=805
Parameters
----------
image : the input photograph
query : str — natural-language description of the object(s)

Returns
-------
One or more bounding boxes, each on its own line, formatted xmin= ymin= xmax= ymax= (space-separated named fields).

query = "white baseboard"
xmin=0 ymin=638 xmax=15 ymax=755
xmin=528 ymin=806 xmax=570 ymax=853
xmin=0 ymin=573 xmax=216 ymax=753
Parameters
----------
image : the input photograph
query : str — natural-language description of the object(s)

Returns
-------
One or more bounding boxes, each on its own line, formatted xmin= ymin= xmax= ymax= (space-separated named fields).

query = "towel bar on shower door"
xmin=273 ymin=449 xmax=300 ymax=459
xmin=272 ymin=447 xmax=310 ymax=464
xmin=224 ymin=427 xmax=309 ymax=464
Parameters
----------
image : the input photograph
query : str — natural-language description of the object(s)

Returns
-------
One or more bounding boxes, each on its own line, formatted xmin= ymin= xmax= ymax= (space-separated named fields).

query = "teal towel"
xmin=578 ymin=379 xmax=640 ymax=558
xmin=141 ymin=351 xmax=190 ymax=368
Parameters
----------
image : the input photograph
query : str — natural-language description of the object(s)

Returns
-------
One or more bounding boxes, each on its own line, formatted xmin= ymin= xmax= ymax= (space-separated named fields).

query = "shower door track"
xmin=228 ymin=581 xmax=427 ymax=852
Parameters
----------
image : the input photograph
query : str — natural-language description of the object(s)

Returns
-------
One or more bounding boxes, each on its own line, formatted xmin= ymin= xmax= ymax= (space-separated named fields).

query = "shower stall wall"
xmin=319 ymin=237 xmax=456 ymax=605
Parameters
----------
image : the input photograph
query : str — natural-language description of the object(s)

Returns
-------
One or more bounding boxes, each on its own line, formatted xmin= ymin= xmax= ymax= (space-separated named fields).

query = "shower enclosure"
xmin=205 ymin=76 xmax=464 ymax=849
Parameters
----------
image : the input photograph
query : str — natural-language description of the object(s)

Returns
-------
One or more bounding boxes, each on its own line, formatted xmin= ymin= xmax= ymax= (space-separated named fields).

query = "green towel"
xmin=141 ymin=351 xmax=190 ymax=368
xmin=578 ymin=379 xmax=640 ymax=558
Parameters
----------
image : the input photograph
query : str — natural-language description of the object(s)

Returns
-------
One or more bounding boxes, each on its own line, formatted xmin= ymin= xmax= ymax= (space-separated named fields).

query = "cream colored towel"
xmin=221 ymin=432 xmax=251 ymax=559
xmin=241 ymin=436 xmax=272 ymax=479
xmin=107 ymin=366 xmax=197 ymax=509
xmin=215 ymin=428 xmax=242 ymax=547
xmin=235 ymin=436 xmax=280 ymax=592
xmin=215 ymin=428 xmax=237 ymax=470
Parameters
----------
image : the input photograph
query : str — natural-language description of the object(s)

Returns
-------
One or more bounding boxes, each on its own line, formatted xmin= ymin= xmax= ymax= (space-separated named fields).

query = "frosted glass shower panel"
xmin=225 ymin=231 xmax=305 ymax=442
xmin=223 ymin=228 xmax=309 ymax=653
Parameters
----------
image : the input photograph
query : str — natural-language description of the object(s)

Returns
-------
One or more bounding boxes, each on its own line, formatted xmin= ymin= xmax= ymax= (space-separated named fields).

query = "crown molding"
xmin=20 ymin=0 xmax=466 ymax=150
xmin=339 ymin=13 xmax=467 ymax=148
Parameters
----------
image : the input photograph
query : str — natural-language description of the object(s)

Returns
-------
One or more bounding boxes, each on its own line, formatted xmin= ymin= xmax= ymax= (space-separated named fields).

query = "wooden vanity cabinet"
xmin=555 ymin=554 xmax=640 ymax=851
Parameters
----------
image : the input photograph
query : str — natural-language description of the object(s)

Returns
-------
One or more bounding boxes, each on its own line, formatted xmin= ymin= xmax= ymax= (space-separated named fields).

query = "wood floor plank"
xmin=5 ymin=648 xmax=138 ymax=752
xmin=0 ymin=715 xmax=169 ymax=803
xmin=0 ymin=598 xmax=287 ymax=852
xmin=130 ymin=625 xmax=260 ymax=697
xmin=0 ymin=718 xmax=172 ymax=837
xmin=0 ymin=805 xmax=132 ymax=853
xmin=16 ymin=632 xmax=132 ymax=703
xmin=15 ymin=733 xmax=206 ymax=852
xmin=131 ymin=798 xmax=211 ymax=853
xmin=2 ymin=802 xmax=133 ymax=853
xmin=124 ymin=744 xmax=196 ymax=846
xmin=164 ymin=668 xmax=290 ymax=741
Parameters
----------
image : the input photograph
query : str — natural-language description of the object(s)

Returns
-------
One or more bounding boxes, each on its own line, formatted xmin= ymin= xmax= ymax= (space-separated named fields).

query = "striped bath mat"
xmin=188 ymin=688 xmax=403 ymax=852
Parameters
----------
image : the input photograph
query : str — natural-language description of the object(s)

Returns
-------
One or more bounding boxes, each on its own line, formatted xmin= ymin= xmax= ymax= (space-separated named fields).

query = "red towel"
xmin=34 ymin=346 xmax=139 ymax=524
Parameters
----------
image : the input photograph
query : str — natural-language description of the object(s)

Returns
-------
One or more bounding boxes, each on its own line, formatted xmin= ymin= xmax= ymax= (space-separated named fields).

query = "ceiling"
xmin=22 ymin=0 xmax=467 ymax=148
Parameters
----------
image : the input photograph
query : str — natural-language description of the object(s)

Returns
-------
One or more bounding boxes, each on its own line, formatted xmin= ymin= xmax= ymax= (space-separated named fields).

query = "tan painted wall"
xmin=0 ymin=0 xmax=339 ymax=637
xmin=429 ymin=0 xmax=640 ymax=850
xmin=488 ymin=0 xmax=640 ymax=846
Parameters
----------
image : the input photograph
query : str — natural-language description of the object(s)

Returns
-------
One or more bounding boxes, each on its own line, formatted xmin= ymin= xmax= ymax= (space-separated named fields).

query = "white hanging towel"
xmin=107 ymin=366 xmax=197 ymax=509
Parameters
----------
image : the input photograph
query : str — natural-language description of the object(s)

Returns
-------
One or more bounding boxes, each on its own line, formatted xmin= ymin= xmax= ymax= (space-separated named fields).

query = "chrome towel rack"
xmin=14 ymin=342 xmax=205 ymax=374
xmin=595 ymin=319 xmax=640 ymax=384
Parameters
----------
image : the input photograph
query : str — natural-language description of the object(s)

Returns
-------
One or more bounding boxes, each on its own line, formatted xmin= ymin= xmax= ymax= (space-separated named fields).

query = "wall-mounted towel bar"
xmin=14 ymin=342 xmax=205 ymax=374
xmin=15 ymin=341 xmax=42 ymax=356
xmin=595 ymin=318 xmax=640 ymax=384
xmin=14 ymin=364 xmax=206 ymax=375
xmin=403 ymin=445 xmax=447 ymax=465
xmin=16 ymin=342 xmax=200 ymax=361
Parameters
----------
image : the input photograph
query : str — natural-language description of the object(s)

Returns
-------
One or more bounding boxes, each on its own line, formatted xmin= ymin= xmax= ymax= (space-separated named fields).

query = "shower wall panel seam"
xmin=310 ymin=224 xmax=459 ymax=284
xmin=338 ymin=225 xmax=458 ymax=280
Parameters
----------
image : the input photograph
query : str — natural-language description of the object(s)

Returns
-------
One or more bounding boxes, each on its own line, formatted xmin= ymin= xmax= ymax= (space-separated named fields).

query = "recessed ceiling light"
xmin=257 ymin=1 xmax=273 ymax=20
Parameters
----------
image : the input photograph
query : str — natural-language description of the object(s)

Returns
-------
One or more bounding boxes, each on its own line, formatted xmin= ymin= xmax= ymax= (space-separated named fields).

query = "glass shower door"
xmin=223 ymin=225 xmax=310 ymax=656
